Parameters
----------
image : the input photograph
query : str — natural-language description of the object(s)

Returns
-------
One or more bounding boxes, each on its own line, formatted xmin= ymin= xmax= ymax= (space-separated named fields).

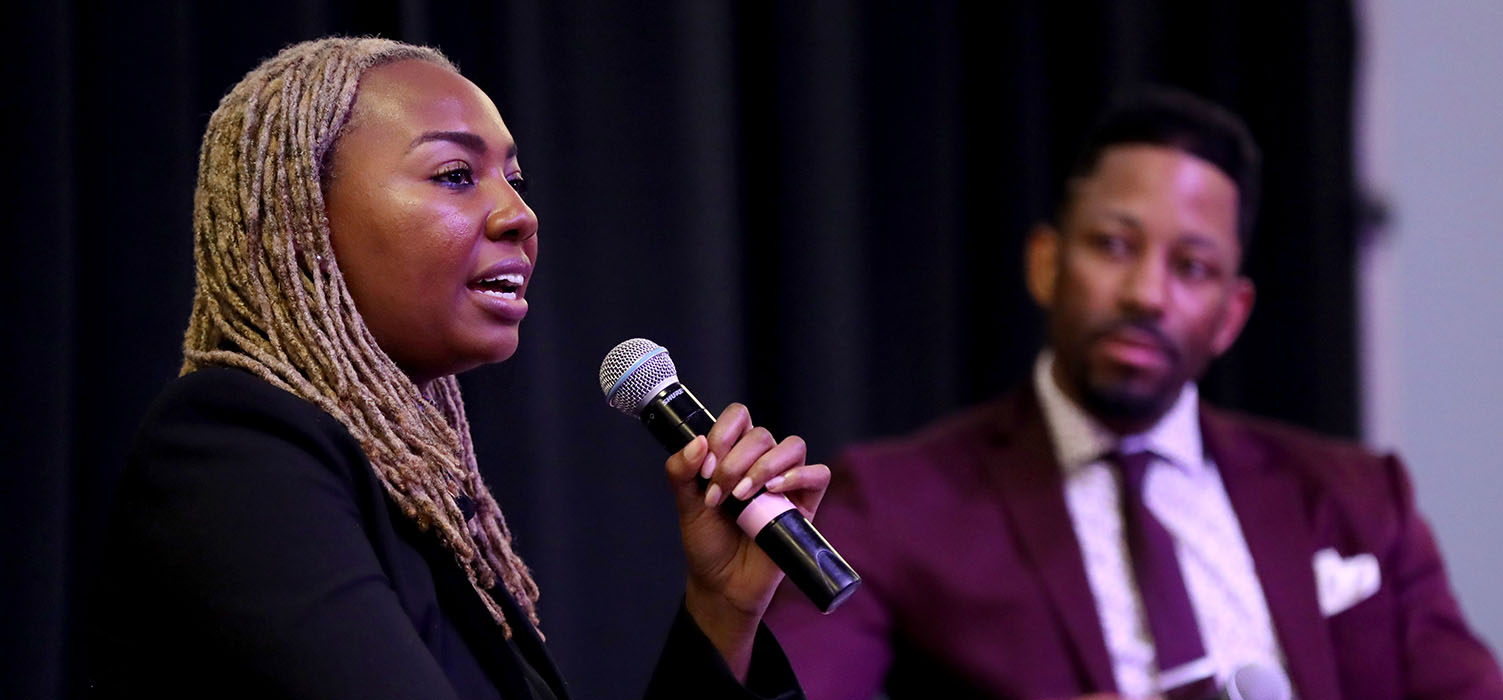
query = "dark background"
xmin=2 ymin=2 xmax=1356 ymax=698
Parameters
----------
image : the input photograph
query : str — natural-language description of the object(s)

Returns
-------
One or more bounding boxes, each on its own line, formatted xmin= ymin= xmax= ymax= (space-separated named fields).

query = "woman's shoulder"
xmin=131 ymin=366 xmax=368 ymax=481
xmin=99 ymin=372 xmax=451 ymax=696
xmin=150 ymin=366 xmax=333 ymax=422
xmin=144 ymin=366 xmax=349 ymax=437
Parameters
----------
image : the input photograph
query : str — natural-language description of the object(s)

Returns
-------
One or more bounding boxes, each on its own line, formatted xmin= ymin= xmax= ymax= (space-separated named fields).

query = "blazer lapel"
xmin=422 ymin=527 xmax=571 ymax=700
xmin=495 ymin=587 xmax=572 ymax=700
xmin=986 ymin=390 xmax=1116 ymax=693
xmin=1204 ymin=410 xmax=1341 ymax=700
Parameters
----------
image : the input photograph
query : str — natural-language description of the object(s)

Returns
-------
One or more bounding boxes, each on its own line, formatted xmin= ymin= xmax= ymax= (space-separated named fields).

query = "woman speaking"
xmin=91 ymin=36 xmax=824 ymax=699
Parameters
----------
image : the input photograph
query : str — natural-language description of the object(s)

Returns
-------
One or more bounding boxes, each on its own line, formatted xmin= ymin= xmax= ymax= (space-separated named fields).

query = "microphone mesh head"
xmin=599 ymin=338 xmax=679 ymax=416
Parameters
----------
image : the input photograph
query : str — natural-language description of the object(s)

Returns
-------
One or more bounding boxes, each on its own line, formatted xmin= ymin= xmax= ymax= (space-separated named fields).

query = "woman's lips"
xmin=466 ymin=258 xmax=531 ymax=321
xmin=468 ymin=286 xmax=529 ymax=321
xmin=468 ymin=256 xmax=535 ymax=322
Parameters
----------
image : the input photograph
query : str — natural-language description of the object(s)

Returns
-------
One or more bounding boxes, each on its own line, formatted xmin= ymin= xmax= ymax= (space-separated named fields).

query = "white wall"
xmin=1360 ymin=0 xmax=1503 ymax=657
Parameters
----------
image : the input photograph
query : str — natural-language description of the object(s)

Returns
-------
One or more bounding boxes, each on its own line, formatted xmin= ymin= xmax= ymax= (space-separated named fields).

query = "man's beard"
xmin=1079 ymin=376 xmax=1180 ymax=422
xmin=1076 ymin=319 xmax=1184 ymax=423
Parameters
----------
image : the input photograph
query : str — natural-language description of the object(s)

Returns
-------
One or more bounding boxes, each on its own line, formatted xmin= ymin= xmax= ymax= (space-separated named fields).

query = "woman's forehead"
xmin=348 ymin=60 xmax=511 ymax=146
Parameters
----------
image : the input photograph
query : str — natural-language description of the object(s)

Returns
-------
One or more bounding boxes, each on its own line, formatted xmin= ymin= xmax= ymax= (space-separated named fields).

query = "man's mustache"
xmin=1088 ymin=319 xmax=1180 ymax=366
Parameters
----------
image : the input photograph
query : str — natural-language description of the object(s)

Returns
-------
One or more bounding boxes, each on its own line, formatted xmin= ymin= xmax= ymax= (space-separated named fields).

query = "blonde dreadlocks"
xmin=181 ymin=36 xmax=539 ymax=636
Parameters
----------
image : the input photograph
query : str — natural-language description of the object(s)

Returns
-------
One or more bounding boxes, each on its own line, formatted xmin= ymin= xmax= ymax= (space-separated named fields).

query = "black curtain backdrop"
xmin=2 ymin=2 xmax=1355 ymax=699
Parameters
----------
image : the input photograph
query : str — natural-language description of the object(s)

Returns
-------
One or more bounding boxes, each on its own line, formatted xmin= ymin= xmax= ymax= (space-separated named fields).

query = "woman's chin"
xmin=400 ymin=341 xmax=521 ymax=387
xmin=468 ymin=335 xmax=522 ymax=369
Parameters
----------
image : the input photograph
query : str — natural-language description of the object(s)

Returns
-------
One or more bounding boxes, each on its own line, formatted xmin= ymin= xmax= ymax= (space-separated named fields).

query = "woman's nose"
xmin=484 ymin=187 xmax=538 ymax=242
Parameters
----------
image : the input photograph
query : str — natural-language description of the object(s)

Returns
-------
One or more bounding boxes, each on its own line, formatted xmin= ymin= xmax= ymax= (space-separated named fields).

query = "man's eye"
xmin=433 ymin=164 xmax=474 ymax=187
xmin=1090 ymin=233 xmax=1130 ymax=256
xmin=1175 ymin=257 xmax=1216 ymax=281
xmin=507 ymin=175 xmax=529 ymax=197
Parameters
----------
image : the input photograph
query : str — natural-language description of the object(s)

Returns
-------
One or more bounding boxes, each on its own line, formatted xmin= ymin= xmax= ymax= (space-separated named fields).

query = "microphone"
xmin=1219 ymin=663 xmax=1292 ymax=700
xmin=599 ymin=338 xmax=861 ymax=613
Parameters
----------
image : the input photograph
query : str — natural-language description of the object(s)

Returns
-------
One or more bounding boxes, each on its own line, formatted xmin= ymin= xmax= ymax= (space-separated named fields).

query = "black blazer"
xmin=91 ymin=367 xmax=801 ymax=699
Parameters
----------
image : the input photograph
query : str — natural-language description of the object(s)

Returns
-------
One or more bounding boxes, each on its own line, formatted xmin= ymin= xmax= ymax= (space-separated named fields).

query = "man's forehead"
xmin=1086 ymin=144 xmax=1238 ymax=192
xmin=1070 ymin=146 xmax=1238 ymax=230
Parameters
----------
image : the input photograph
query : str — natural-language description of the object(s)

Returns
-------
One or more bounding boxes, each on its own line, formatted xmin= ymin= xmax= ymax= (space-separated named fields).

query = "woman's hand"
xmin=662 ymin=403 xmax=830 ymax=680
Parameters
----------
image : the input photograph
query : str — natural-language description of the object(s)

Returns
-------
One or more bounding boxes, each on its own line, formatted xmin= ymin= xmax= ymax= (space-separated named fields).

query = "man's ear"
xmin=1211 ymin=276 xmax=1256 ymax=356
xmin=1026 ymin=223 xmax=1060 ymax=309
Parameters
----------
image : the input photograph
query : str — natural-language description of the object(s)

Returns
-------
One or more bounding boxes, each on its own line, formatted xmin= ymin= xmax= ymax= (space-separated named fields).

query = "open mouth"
xmin=468 ymin=273 xmax=524 ymax=299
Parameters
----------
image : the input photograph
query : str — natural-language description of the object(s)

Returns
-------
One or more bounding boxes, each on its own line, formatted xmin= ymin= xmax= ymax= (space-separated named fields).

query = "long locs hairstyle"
xmin=182 ymin=36 xmax=539 ymax=635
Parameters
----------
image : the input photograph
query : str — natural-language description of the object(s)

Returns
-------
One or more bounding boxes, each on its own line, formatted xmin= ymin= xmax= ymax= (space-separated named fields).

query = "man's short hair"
xmin=1053 ymin=86 xmax=1262 ymax=248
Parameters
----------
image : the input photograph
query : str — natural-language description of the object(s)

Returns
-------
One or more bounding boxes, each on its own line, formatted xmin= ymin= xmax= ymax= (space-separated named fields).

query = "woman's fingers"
xmin=667 ymin=403 xmax=826 ymax=518
xmin=705 ymin=428 xmax=804 ymax=507
xmin=665 ymin=435 xmax=709 ymax=484
xmin=699 ymin=403 xmax=752 ymax=505
xmin=711 ymin=427 xmax=778 ymax=502
xmin=704 ymin=402 xmax=753 ymax=464
xmin=728 ymin=434 xmax=807 ymax=500
xmin=761 ymin=462 xmax=830 ymax=515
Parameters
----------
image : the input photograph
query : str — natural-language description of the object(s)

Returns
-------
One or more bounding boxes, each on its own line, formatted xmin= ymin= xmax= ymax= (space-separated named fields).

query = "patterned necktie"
xmin=1110 ymin=450 xmax=1217 ymax=700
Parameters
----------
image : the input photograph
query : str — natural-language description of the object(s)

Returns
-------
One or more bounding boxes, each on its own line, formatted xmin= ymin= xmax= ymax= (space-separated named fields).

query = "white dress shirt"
xmin=1032 ymin=352 xmax=1285 ymax=697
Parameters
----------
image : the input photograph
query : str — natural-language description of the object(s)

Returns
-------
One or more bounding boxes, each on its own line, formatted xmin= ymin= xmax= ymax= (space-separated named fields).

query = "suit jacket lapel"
xmin=987 ymin=389 xmax=1116 ymax=693
xmin=1203 ymin=409 xmax=1342 ymax=700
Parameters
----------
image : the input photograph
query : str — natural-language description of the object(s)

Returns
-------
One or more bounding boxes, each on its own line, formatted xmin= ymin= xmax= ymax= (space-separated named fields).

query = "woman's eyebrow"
xmin=407 ymin=130 xmax=520 ymax=162
xmin=408 ymin=130 xmax=488 ymax=154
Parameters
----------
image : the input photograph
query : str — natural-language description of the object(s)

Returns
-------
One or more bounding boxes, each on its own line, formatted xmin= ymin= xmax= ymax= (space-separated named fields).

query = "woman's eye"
xmin=433 ymin=163 xmax=475 ymax=187
xmin=507 ymin=175 xmax=529 ymax=198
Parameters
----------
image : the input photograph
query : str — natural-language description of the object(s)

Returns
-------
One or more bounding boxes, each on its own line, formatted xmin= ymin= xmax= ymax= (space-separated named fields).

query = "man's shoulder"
xmin=837 ymin=389 xmax=1036 ymax=473
xmin=1202 ymin=403 xmax=1396 ymax=487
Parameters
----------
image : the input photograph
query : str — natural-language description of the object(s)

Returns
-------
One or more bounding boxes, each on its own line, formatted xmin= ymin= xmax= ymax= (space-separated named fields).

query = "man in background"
xmin=766 ymin=88 xmax=1502 ymax=700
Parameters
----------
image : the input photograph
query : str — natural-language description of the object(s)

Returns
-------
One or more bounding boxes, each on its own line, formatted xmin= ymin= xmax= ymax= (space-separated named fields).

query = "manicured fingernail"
xmin=765 ymin=475 xmax=786 ymax=492
xmin=685 ymin=436 xmax=705 ymax=461
xmin=699 ymin=452 xmax=717 ymax=480
xmin=731 ymin=477 xmax=755 ymax=500
xmin=704 ymin=483 xmax=723 ymax=508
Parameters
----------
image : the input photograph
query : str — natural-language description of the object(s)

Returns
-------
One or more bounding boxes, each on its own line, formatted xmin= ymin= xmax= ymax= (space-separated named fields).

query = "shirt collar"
xmin=1032 ymin=351 xmax=1205 ymax=475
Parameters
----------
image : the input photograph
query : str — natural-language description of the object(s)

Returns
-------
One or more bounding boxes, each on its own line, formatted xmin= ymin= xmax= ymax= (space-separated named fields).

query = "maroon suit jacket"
xmin=766 ymin=386 xmax=1502 ymax=700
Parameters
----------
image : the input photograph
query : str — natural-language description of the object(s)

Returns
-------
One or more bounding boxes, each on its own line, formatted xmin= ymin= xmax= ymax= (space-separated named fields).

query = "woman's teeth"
xmin=471 ymin=273 xmax=524 ymax=298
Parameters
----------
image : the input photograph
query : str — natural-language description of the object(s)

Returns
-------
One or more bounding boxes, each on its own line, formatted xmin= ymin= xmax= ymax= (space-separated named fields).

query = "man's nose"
xmin=1119 ymin=254 xmax=1167 ymax=317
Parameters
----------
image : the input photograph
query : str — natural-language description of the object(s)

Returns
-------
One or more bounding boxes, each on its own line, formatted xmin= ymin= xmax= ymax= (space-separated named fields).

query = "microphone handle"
xmin=640 ymin=382 xmax=861 ymax=613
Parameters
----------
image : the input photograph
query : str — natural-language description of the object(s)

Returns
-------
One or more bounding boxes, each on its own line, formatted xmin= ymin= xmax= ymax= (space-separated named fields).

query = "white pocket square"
xmin=1313 ymin=547 xmax=1380 ymax=616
